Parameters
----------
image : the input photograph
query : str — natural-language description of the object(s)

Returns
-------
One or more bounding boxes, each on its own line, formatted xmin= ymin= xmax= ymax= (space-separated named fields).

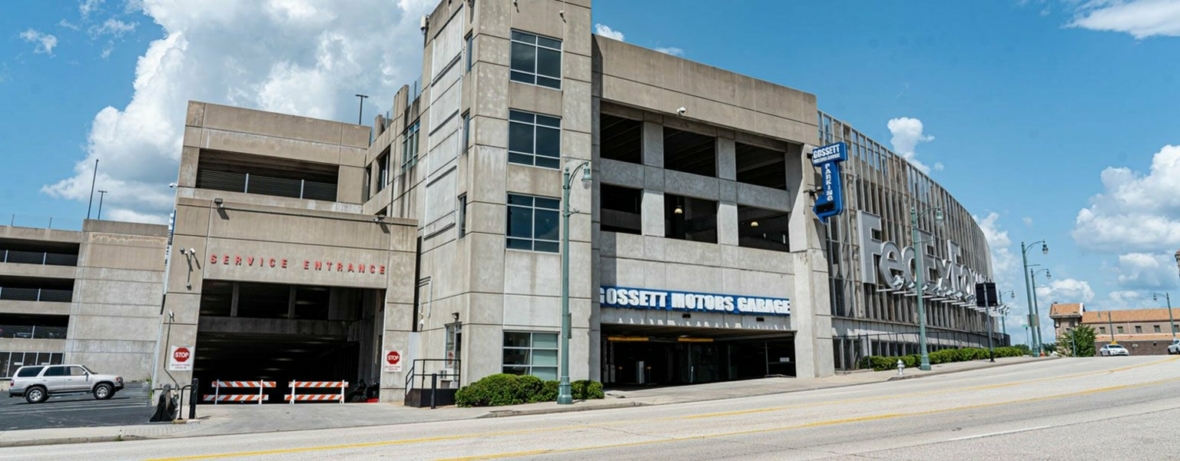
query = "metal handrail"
xmin=405 ymin=358 xmax=461 ymax=390
xmin=3 ymin=214 xmax=84 ymax=231
xmin=0 ymin=287 xmax=74 ymax=303
xmin=1 ymin=249 xmax=79 ymax=267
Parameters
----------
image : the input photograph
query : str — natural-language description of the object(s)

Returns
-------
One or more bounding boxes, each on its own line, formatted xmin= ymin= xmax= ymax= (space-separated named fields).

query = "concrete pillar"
xmin=717 ymin=138 xmax=736 ymax=180
xmin=642 ymin=122 xmax=663 ymax=168
xmin=785 ymin=143 xmax=834 ymax=378
xmin=717 ymin=202 xmax=738 ymax=246
xmin=642 ymin=191 xmax=664 ymax=237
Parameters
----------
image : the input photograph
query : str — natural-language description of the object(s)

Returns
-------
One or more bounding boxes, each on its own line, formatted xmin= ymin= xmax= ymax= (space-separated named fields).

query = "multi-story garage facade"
xmin=1 ymin=0 xmax=1002 ymax=399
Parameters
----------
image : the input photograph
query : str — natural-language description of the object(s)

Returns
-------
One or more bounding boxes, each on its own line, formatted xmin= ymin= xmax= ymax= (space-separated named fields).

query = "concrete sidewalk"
xmin=0 ymin=356 xmax=1053 ymax=448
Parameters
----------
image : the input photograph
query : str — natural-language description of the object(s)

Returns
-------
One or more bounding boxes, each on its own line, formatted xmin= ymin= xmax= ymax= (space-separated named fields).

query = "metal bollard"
xmin=897 ymin=359 xmax=905 ymax=377
xmin=189 ymin=378 xmax=198 ymax=420
xmin=430 ymin=373 xmax=438 ymax=410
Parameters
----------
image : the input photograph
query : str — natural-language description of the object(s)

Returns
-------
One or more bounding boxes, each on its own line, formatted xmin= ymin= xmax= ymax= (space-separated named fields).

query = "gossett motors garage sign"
xmin=599 ymin=286 xmax=790 ymax=316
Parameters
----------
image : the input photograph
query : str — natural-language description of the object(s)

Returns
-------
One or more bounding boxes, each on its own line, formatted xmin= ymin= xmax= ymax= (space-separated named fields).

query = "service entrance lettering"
xmin=207 ymin=253 xmax=386 ymax=276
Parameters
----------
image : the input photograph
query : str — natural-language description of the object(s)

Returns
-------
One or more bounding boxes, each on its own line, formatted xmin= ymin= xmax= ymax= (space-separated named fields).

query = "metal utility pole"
xmin=355 ymin=94 xmax=369 ymax=125
xmin=96 ymin=191 xmax=108 ymax=220
xmin=1153 ymin=293 xmax=1175 ymax=338
xmin=1020 ymin=241 xmax=1049 ymax=356
xmin=558 ymin=160 xmax=590 ymax=405
xmin=86 ymin=159 xmax=99 ymax=220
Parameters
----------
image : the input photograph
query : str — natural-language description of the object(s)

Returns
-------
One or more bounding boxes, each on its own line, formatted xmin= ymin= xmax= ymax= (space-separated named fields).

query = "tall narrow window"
xmin=457 ymin=194 xmax=467 ymax=238
xmin=462 ymin=111 xmax=471 ymax=154
xmin=509 ymin=30 xmax=561 ymax=89
xmin=401 ymin=121 xmax=420 ymax=170
xmin=508 ymin=110 xmax=560 ymax=169
xmin=465 ymin=33 xmax=474 ymax=74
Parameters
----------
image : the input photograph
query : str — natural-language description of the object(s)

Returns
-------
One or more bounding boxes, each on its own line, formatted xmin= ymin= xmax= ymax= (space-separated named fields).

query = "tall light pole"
xmin=998 ymin=290 xmax=1013 ymax=346
xmin=1102 ymin=310 xmax=1115 ymax=343
xmin=1020 ymin=240 xmax=1049 ymax=356
xmin=1030 ymin=266 xmax=1050 ymax=355
xmin=558 ymin=160 xmax=591 ymax=405
xmin=910 ymin=204 xmax=943 ymax=371
xmin=1152 ymin=293 xmax=1175 ymax=338
xmin=96 ymin=191 xmax=108 ymax=220
xmin=355 ymin=94 xmax=369 ymax=125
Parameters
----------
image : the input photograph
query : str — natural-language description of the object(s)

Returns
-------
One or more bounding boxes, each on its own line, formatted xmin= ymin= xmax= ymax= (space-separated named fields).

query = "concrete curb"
xmin=480 ymin=401 xmax=645 ymax=418
xmin=0 ymin=358 xmax=1055 ymax=448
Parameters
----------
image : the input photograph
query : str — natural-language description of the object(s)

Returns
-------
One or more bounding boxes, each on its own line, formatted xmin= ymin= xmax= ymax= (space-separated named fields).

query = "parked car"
xmin=1099 ymin=344 xmax=1130 ymax=357
xmin=1168 ymin=339 xmax=1180 ymax=355
xmin=7 ymin=364 xmax=124 ymax=404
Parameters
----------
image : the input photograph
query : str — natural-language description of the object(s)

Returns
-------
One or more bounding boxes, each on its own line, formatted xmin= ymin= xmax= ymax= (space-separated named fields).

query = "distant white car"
xmin=1167 ymin=339 xmax=1180 ymax=355
xmin=1099 ymin=344 xmax=1130 ymax=356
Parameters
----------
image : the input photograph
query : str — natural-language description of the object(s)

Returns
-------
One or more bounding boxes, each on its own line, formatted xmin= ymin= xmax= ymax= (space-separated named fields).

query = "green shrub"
xmin=572 ymin=380 xmax=604 ymax=400
xmin=455 ymin=374 xmax=605 ymax=407
xmin=863 ymin=346 xmax=1030 ymax=371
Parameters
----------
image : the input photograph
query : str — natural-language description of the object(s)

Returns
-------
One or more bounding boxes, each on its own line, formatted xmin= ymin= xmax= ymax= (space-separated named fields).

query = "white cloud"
xmin=1035 ymin=278 xmax=1096 ymax=304
xmin=1072 ymin=145 xmax=1180 ymax=253
xmin=90 ymin=18 xmax=137 ymax=38
xmin=20 ymin=29 xmax=59 ymax=56
xmin=655 ymin=47 xmax=684 ymax=57
xmin=594 ymin=24 xmax=624 ymax=41
xmin=60 ymin=19 xmax=82 ymax=31
xmin=80 ymin=0 xmax=105 ymax=18
xmin=1023 ymin=217 xmax=1034 ymax=226
xmin=41 ymin=0 xmax=436 ymax=223
xmin=1069 ymin=0 xmax=1180 ymax=39
xmin=975 ymin=212 xmax=1015 ymax=275
xmin=886 ymin=117 xmax=935 ymax=174
xmin=933 ymin=162 xmax=945 ymax=171
xmin=1113 ymin=252 xmax=1180 ymax=290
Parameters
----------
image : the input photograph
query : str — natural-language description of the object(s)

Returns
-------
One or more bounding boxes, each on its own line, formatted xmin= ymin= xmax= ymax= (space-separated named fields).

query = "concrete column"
xmin=717 ymin=202 xmax=738 ymax=246
xmin=787 ymin=144 xmax=818 ymax=252
xmin=642 ymin=191 xmax=665 ymax=237
xmin=717 ymin=138 xmax=736 ymax=180
xmin=786 ymin=143 xmax=834 ymax=378
xmin=642 ymin=122 xmax=663 ymax=168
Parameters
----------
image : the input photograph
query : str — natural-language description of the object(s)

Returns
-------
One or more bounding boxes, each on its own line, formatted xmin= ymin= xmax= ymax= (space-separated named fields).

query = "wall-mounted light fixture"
xmin=213 ymin=197 xmax=224 ymax=208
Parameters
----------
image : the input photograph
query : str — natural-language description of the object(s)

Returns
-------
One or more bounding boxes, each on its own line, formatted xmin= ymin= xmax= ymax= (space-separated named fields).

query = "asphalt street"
xmin=0 ymin=382 xmax=152 ymax=431
xmin=0 ymin=356 xmax=1177 ymax=460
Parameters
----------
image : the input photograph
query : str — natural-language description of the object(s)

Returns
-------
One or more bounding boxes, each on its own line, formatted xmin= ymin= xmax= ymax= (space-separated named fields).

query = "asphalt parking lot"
xmin=0 ymin=382 xmax=154 ymax=431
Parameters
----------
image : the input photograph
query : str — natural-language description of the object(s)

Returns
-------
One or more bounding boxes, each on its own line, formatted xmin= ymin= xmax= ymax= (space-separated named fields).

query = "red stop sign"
xmin=386 ymin=351 xmax=401 ymax=366
xmin=173 ymin=347 xmax=191 ymax=363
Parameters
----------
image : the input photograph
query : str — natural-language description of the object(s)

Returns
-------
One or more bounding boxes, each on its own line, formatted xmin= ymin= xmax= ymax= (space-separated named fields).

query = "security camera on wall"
xmin=677 ymin=107 xmax=686 ymax=116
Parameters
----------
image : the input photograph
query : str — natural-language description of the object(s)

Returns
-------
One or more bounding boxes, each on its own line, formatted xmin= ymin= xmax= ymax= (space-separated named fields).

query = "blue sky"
xmin=3 ymin=0 xmax=1180 ymax=346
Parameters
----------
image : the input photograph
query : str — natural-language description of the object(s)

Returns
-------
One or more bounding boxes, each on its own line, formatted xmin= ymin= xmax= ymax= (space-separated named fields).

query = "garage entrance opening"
xmin=601 ymin=325 xmax=795 ymax=386
xmin=191 ymin=281 xmax=384 ymax=403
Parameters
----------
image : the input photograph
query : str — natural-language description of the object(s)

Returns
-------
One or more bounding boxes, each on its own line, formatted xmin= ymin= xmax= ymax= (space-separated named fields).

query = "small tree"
xmin=1059 ymin=325 xmax=1096 ymax=357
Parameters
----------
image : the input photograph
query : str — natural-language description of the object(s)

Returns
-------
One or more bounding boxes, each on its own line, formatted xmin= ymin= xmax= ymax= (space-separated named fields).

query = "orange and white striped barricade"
xmin=204 ymin=380 xmax=276 ymax=405
xmin=286 ymin=380 xmax=348 ymax=404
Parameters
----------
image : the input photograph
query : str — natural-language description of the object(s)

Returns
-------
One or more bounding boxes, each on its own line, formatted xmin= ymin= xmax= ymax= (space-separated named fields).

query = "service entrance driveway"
xmin=0 ymin=382 xmax=152 ymax=430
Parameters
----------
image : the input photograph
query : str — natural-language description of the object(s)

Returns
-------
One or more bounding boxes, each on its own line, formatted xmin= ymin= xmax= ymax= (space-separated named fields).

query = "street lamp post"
xmin=1020 ymin=241 xmax=1049 ymax=356
xmin=558 ymin=160 xmax=591 ymax=405
xmin=1103 ymin=311 xmax=1116 ymax=343
xmin=1029 ymin=267 xmax=1050 ymax=355
xmin=1152 ymin=293 xmax=1175 ymax=338
xmin=910 ymin=204 xmax=943 ymax=371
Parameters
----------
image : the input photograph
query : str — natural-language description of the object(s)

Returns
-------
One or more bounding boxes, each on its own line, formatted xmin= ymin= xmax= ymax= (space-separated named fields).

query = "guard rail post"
xmin=189 ymin=378 xmax=198 ymax=420
xmin=430 ymin=372 xmax=438 ymax=409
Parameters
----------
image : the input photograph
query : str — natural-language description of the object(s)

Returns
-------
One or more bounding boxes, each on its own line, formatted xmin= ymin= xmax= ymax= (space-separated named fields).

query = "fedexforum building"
xmin=0 ymin=0 xmax=1001 ymax=400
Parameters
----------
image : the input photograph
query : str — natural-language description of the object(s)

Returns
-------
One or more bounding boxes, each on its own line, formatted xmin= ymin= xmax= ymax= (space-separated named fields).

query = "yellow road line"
xmin=684 ymin=355 xmax=1180 ymax=420
xmin=147 ymin=357 xmax=1178 ymax=461
xmin=439 ymin=376 xmax=1180 ymax=461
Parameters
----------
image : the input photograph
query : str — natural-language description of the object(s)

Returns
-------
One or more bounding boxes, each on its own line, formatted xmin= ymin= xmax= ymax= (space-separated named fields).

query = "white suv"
xmin=1099 ymin=344 xmax=1130 ymax=356
xmin=7 ymin=364 xmax=124 ymax=404
xmin=1168 ymin=339 xmax=1180 ymax=355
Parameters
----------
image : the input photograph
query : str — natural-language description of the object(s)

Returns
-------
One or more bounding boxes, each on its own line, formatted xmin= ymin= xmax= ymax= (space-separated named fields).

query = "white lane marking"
xmin=949 ymin=425 xmax=1052 ymax=441
xmin=0 ymin=404 xmax=149 ymax=414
